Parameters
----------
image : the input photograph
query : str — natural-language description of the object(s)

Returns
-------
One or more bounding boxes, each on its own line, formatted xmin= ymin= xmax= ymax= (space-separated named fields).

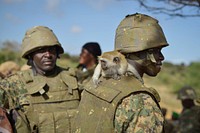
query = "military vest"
xmin=12 ymin=67 xmax=80 ymax=133
xmin=73 ymin=76 xmax=160 ymax=133
xmin=178 ymin=105 xmax=200 ymax=133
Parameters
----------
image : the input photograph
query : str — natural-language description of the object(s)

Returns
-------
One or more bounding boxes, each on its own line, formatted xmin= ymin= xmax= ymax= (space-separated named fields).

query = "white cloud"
xmin=5 ymin=13 xmax=21 ymax=24
xmin=45 ymin=0 xmax=60 ymax=12
xmin=71 ymin=25 xmax=82 ymax=33
xmin=3 ymin=0 xmax=27 ymax=4
xmin=84 ymin=0 xmax=114 ymax=10
xmin=44 ymin=0 xmax=65 ymax=17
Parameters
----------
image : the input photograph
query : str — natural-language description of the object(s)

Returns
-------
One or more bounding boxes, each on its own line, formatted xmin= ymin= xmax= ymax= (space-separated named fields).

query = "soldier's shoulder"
xmin=118 ymin=93 xmax=161 ymax=112
xmin=115 ymin=93 xmax=163 ymax=132
xmin=127 ymin=93 xmax=158 ymax=107
xmin=1 ymin=71 xmax=22 ymax=82
xmin=58 ymin=66 xmax=76 ymax=77
xmin=0 ymin=70 xmax=28 ymax=94
xmin=192 ymin=105 xmax=200 ymax=113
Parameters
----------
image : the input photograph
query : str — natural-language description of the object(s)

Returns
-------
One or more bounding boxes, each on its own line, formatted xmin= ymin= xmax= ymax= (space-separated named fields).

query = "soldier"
xmin=73 ymin=13 xmax=168 ymax=133
xmin=177 ymin=85 xmax=200 ymax=133
xmin=162 ymin=109 xmax=179 ymax=133
xmin=75 ymin=42 xmax=102 ymax=92
xmin=0 ymin=26 xmax=80 ymax=133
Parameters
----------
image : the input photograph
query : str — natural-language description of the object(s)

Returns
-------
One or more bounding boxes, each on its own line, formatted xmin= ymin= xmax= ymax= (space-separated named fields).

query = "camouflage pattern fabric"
xmin=0 ymin=67 xmax=80 ymax=133
xmin=72 ymin=75 xmax=163 ymax=133
xmin=114 ymin=93 xmax=164 ymax=133
xmin=178 ymin=105 xmax=200 ymax=133
xmin=164 ymin=119 xmax=179 ymax=133
xmin=0 ymin=72 xmax=23 ymax=108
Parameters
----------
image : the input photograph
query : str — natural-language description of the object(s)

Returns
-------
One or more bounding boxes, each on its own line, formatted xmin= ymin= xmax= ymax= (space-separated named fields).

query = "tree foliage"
xmin=0 ymin=40 xmax=20 ymax=51
xmin=154 ymin=61 xmax=200 ymax=97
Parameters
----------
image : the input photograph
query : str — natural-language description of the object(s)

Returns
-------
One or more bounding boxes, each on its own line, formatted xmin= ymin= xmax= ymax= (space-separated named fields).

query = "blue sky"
xmin=0 ymin=0 xmax=200 ymax=64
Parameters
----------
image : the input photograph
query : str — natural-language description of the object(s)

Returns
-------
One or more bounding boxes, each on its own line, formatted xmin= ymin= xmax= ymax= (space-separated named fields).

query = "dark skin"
xmin=181 ymin=99 xmax=195 ymax=110
xmin=128 ymin=47 xmax=165 ymax=77
xmin=79 ymin=48 xmax=96 ymax=69
xmin=31 ymin=46 xmax=58 ymax=76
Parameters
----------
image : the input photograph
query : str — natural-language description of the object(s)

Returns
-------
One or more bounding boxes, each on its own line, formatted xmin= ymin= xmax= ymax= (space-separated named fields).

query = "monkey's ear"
xmin=113 ymin=57 xmax=120 ymax=64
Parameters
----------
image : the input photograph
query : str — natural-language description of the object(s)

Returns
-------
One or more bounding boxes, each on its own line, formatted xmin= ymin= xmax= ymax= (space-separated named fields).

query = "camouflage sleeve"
xmin=114 ymin=93 xmax=164 ymax=133
xmin=0 ymin=81 xmax=9 ymax=108
xmin=0 ymin=74 xmax=22 ymax=108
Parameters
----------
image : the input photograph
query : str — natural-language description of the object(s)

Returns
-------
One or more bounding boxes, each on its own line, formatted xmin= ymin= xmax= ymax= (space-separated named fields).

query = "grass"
xmin=144 ymin=61 xmax=200 ymax=98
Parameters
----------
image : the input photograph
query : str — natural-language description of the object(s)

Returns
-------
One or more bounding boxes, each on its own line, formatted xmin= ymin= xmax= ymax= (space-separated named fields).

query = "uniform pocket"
xmin=38 ymin=111 xmax=75 ymax=133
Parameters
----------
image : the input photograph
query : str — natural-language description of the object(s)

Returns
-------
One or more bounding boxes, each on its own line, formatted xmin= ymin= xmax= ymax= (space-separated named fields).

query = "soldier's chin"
xmin=42 ymin=65 xmax=55 ymax=72
xmin=146 ymin=72 xmax=158 ymax=77
xmin=146 ymin=68 xmax=161 ymax=77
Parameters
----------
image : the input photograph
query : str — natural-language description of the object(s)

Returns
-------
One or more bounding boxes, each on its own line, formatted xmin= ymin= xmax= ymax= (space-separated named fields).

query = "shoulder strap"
xmin=60 ymin=69 xmax=78 ymax=94
xmin=85 ymin=76 xmax=160 ymax=103
xmin=18 ymin=69 xmax=33 ymax=84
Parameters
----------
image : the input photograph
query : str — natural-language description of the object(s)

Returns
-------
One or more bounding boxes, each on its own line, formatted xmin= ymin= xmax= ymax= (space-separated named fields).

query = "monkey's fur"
xmin=92 ymin=51 xmax=142 ymax=86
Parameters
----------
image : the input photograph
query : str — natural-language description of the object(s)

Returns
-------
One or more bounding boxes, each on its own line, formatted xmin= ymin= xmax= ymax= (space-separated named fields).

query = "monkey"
xmin=92 ymin=50 xmax=143 ymax=86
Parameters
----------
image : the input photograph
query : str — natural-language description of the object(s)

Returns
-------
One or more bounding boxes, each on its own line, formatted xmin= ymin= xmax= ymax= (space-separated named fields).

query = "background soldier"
xmin=176 ymin=85 xmax=200 ymax=133
xmin=75 ymin=42 xmax=102 ymax=92
xmin=73 ymin=13 xmax=168 ymax=133
xmin=0 ymin=26 xmax=80 ymax=133
xmin=162 ymin=108 xmax=179 ymax=133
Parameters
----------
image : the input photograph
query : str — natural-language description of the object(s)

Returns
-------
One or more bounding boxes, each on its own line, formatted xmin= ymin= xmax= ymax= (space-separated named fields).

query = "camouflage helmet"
xmin=115 ymin=13 xmax=169 ymax=53
xmin=178 ymin=86 xmax=197 ymax=100
xmin=21 ymin=26 xmax=64 ymax=59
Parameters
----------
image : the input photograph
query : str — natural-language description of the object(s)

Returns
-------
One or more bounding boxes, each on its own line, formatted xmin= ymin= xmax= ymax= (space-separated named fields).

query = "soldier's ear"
xmin=113 ymin=57 xmax=120 ymax=64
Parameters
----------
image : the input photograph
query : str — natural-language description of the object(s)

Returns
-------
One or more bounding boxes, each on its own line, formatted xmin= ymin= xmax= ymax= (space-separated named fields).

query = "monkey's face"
xmin=100 ymin=59 xmax=108 ymax=70
xmin=99 ymin=57 xmax=120 ymax=71
xmin=99 ymin=51 xmax=123 ymax=71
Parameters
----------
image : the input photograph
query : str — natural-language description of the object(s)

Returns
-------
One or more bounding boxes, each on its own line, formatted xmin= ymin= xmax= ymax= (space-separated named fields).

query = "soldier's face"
xmin=32 ymin=46 xmax=57 ymax=73
xmin=143 ymin=47 xmax=165 ymax=76
xmin=79 ymin=48 xmax=94 ymax=66
xmin=130 ymin=47 xmax=165 ymax=77
xmin=181 ymin=99 xmax=194 ymax=109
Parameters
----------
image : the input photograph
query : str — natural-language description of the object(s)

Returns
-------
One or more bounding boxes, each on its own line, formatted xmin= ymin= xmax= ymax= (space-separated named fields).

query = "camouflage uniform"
xmin=177 ymin=86 xmax=200 ymax=133
xmin=114 ymin=93 xmax=163 ymax=132
xmin=73 ymin=13 xmax=168 ymax=133
xmin=0 ymin=26 xmax=80 ymax=133
xmin=164 ymin=112 xmax=179 ymax=133
xmin=73 ymin=76 xmax=163 ymax=133
xmin=178 ymin=105 xmax=200 ymax=133
xmin=0 ymin=66 xmax=80 ymax=133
